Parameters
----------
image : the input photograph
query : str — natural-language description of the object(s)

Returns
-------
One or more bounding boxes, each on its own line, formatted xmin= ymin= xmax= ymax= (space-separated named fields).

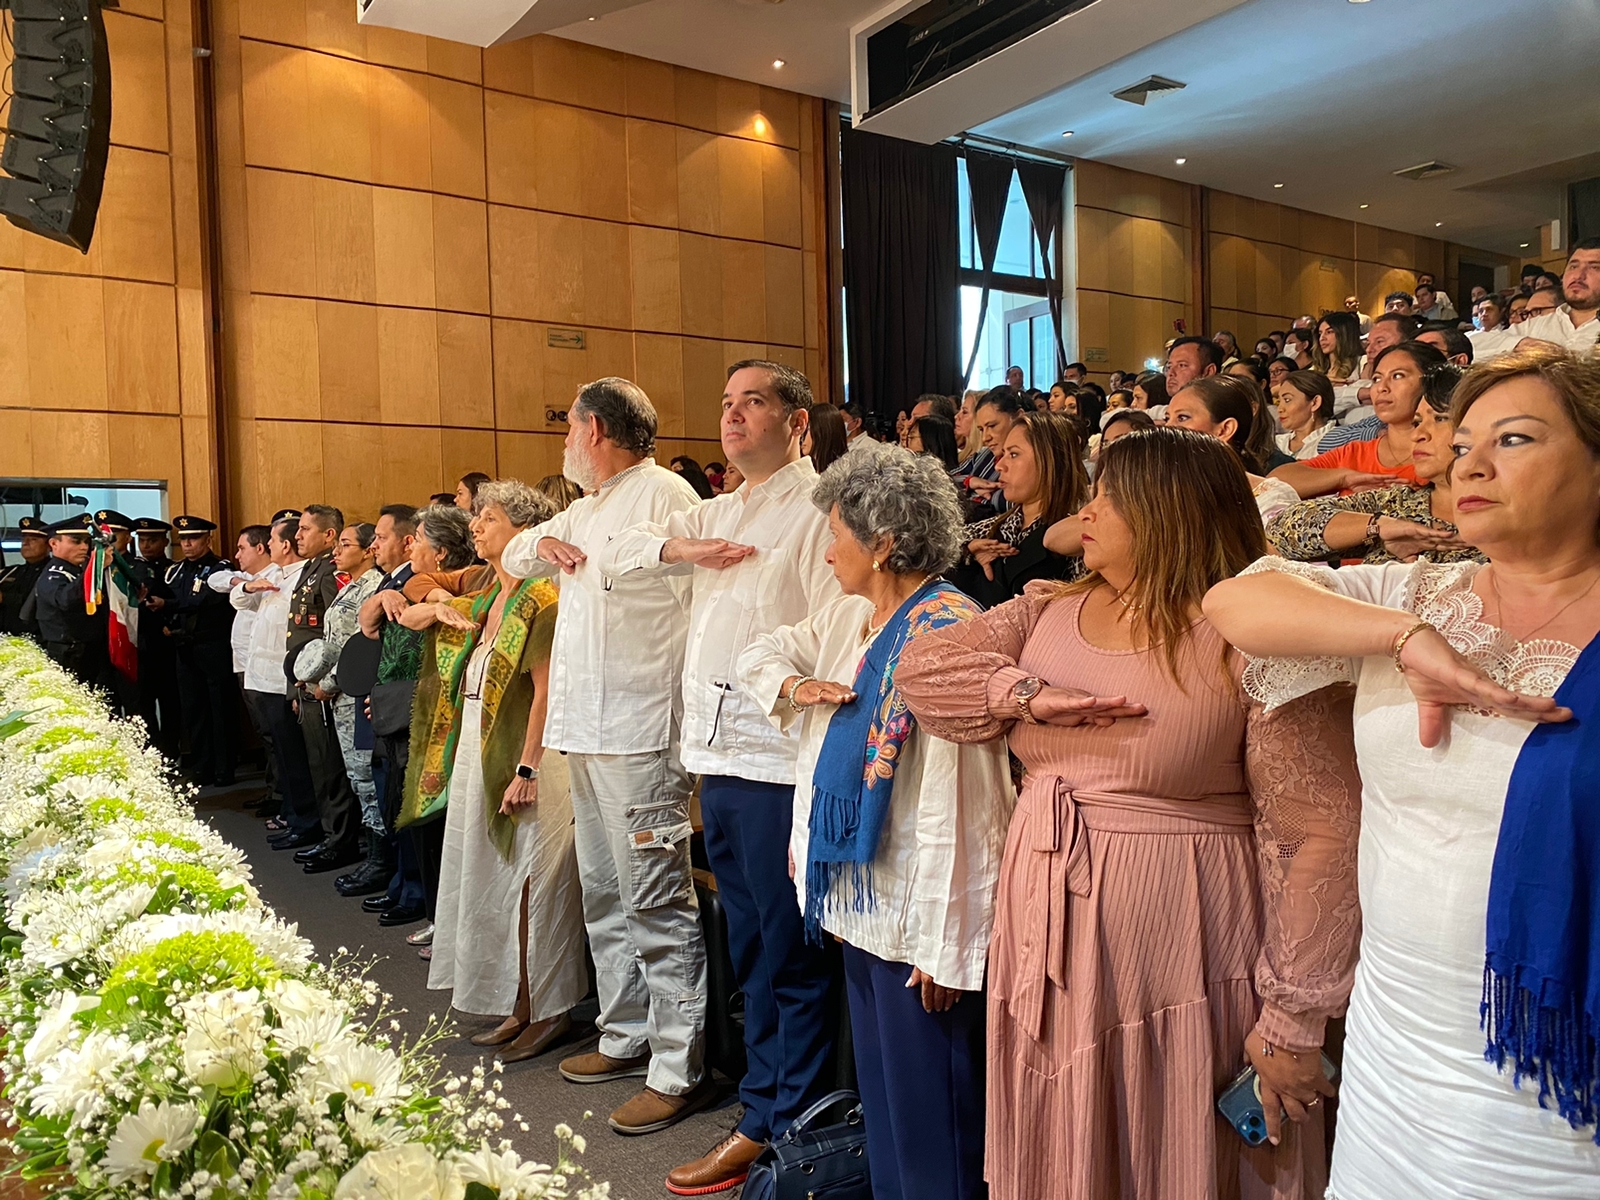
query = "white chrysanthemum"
xmin=345 ymin=1109 xmax=413 ymax=1151
xmin=29 ymin=1030 xmax=133 ymax=1126
xmin=334 ymin=1145 xmax=464 ymax=1200
xmin=453 ymin=1144 xmax=557 ymax=1200
xmin=101 ymin=1099 xmax=202 ymax=1184
xmin=81 ymin=835 xmax=137 ymax=871
xmin=316 ymin=1040 xmax=405 ymax=1111
xmin=276 ymin=1007 xmax=347 ymax=1057
xmin=22 ymin=990 xmax=98 ymax=1066
xmin=180 ymin=987 xmax=268 ymax=1091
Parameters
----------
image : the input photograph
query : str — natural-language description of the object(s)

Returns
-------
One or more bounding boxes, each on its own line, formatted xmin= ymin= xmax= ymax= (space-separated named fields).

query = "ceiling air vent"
xmin=1393 ymin=160 xmax=1456 ymax=181
xmin=1111 ymin=74 xmax=1187 ymax=106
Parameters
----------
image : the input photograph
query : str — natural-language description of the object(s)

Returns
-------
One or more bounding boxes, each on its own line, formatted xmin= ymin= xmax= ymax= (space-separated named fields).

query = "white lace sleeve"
xmin=1237 ymin=557 xmax=1361 ymax=710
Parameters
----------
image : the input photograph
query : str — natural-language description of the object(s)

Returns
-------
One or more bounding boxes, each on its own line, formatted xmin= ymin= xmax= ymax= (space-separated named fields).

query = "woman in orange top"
xmin=1269 ymin=340 xmax=1447 ymax=498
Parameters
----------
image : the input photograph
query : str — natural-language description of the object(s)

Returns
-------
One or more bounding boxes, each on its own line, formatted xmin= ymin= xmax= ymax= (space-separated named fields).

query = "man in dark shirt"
xmin=132 ymin=518 xmax=182 ymax=757
xmin=165 ymin=516 xmax=239 ymax=787
xmin=33 ymin=515 xmax=110 ymax=687
xmin=288 ymin=504 xmax=361 ymax=875
xmin=0 ymin=517 xmax=51 ymax=637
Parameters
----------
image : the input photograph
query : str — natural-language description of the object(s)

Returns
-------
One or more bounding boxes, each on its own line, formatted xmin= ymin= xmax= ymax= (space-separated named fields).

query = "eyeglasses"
xmin=1524 ymin=303 xmax=1557 ymax=318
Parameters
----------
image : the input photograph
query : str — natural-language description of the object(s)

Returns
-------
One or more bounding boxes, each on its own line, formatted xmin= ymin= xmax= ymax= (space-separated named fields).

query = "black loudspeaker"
xmin=0 ymin=0 xmax=112 ymax=253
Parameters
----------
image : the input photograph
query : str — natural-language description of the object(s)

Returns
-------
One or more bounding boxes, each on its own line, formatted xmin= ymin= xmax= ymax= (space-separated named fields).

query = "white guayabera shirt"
xmin=597 ymin=456 xmax=840 ymax=784
xmin=1469 ymin=305 xmax=1600 ymax=361
xmin=501 ymin=459 xmax=700 ymax=756
xmin=230 ymin=560 xmax=306 ymax=696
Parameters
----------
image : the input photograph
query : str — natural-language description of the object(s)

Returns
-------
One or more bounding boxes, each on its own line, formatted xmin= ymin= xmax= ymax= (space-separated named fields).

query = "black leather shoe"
xmin=271 ymin=830 xmax=321 ymax=851
xmin=293 ymin=842 xmax=330 ymax=864
xmin=336 ymin=862 xmax=391 ymax=897
xmin=377 ymin=903 xmax=426 ymax=927
xmin=303 ymin=845 xmax=363 ymax=875
xmin=362 ymin=895 xmax=398 ymax=914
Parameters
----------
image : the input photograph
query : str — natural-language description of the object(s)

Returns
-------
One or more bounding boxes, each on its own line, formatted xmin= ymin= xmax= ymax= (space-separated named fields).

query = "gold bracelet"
xmin=1390 ymin=619 xmax=1434 ymax=673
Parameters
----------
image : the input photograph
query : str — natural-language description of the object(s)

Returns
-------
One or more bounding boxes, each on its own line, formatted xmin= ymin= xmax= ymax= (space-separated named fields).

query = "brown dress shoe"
xmin=608 ymin=1079 xmax=717 ymax=1136
xmin=496 ymin=1012 xmax=571 ymax=1064
xmin=470 ymin=1018 xmax=523 ymax=1047
xmin=558 ymin=1049 xmax=651 ymax=1084
xmin=665 ymin=1130 xmax=766 ymax=1195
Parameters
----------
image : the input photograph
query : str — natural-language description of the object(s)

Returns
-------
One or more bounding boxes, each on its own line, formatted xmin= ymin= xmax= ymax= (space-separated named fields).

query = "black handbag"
xmin=368 ymin=680 xmax=416 ymax=737
xmin=741 ymin=1090 xmax=871 ymax=1200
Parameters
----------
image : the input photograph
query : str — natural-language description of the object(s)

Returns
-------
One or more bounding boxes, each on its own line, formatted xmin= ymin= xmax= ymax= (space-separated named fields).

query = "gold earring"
xmin=872 ymin=560 xmax=882 ymax=572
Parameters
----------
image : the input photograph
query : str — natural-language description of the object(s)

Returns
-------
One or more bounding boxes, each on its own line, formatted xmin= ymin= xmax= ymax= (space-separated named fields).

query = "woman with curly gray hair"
xmin=738 ymin=442 xmax=1013 ymax=1200
xmin=400 ymin=478 xmax=587 ymax=1063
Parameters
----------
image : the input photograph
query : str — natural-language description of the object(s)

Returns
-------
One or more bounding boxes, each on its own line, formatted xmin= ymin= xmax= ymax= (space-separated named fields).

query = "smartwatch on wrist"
xmin=515 ymin=763 xmax=539 ymax=781
xmin=1012 ymin=676 xmax=1045 ymax=724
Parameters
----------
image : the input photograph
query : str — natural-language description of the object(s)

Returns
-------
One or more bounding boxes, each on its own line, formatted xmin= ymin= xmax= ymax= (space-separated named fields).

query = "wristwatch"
xmin=515 ymin=763 xmax=539 ymax=781
xmin=1012 ymin=676 xmax=1045 ymax=725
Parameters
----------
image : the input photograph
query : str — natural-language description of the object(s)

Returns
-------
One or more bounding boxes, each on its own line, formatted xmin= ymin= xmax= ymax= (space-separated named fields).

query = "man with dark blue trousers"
xmin=600 ymin=360 xmax=842 ymax=1194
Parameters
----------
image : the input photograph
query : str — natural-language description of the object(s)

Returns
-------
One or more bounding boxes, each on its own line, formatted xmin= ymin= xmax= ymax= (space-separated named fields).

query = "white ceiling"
xmin=550 ymin=0 xmax=1600 ymax=256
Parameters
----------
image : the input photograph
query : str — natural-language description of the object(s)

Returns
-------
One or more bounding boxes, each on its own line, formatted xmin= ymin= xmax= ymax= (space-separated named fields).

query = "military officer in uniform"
xmin=33 ymin=515 xmax=110 ymax=687
xmin=167 ymin=515 xmax=239 ymax=787
xmin=286 ymin=504 xmax=361 ymax=875
xmin=132 ymin=518 xmax=182 ymax=757
xmin=0 ymin=516 xmax=51 ymax=636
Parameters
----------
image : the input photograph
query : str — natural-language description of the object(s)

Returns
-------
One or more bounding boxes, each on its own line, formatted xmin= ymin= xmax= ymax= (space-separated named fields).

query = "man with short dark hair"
xmin=0 ymin=516 xmax=50 ymax=636
xmin=33 ymin=515 xmax=109 ymax=687
xmin=1004 ymin=364 xmax=1025 ymax=392
xmin=1417 ymin=323 xmax=1473 ymax=366
xmin=503 ymin=377 xmax=711 ymax=1136
xmin=840 ymin=402 xmax=869 ymax=452
xmin=166 ymin=515 xmax=239 ymax=787
xmin=909 ymin=393 xmax=957 ymax=423
xmin=1163 ymin=335 xmax=1222 ymax=393
xmin=1473 ymin=240 xmax=1600 ymax=360
xmin=601 ymin=362 xmax=842 ymax=1188
xmin=1384 ymin=290 xmax=1416 ymax=315
xmin=1414 ymin=272 xmax=1457 ymax=320
xmin=287 ymin=504 xmax=361 ymax=874
xmin=211 ymin=525 xmax=276 ymax=810
xmin=1062 ymin=361 xmax=1088 ymax=384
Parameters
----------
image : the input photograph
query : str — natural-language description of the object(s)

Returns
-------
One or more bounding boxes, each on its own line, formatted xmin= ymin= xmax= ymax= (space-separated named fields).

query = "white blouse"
xmin=738 ymin=594 xmax=1015 ymax=992
xmin=1243 ymin=558 xmax=1598 ymax=1200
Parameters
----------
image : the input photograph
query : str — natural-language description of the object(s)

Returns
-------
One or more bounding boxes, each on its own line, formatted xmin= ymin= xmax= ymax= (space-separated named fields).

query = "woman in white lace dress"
xmin=1203 ymin=350 xmax=1600 ymax=1198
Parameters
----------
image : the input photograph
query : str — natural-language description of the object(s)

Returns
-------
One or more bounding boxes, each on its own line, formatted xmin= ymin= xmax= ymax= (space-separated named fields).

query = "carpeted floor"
xmin=194 ymin=782 xmax=744 ymax=1200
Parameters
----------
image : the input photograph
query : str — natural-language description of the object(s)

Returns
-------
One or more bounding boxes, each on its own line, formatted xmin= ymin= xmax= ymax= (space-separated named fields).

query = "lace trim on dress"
xmin=1239 ymin=557 xmax=1582 ymax=711
xmin=1238 ymin=558 xmax=1359 ymax=710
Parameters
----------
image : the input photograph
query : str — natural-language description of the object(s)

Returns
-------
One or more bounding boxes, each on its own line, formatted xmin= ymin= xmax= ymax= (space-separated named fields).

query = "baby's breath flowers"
xmin=0 ymin=638 xmax=608 ymax=1200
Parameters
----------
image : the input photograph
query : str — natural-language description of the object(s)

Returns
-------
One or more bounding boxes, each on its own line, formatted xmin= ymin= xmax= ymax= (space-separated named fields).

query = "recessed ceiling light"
xmin=1273 ymin=183 xmax=1284 ymax=189
xmin=772 ymin=59 xmax=786 ymax=68
xmin=1435 ymin=222 xmax=1443 ymax=227
xmin=1520 ymin=242 xmax=1531 ymax=248
xmin=1348 ymin=0 xmax=1372 ymax=4
xmin=1174 ymin=157 xmax=1187 ymax=165
xmin=1061 ymin=130 xmax=1074 ymax=138
xmin=1359 ymin=203 xmax=1369 ymax=209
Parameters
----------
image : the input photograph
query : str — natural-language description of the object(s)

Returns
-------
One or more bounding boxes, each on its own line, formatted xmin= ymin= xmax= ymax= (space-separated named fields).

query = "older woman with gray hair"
xmin=400 ymin=480 xmax=588 ymax=1063
xmin=739 ymin=442 xmax=1014 ymax=1200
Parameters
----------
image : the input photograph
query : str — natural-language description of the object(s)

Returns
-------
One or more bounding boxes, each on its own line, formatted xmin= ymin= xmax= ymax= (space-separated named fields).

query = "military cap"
xmin=17 ymin=516 xmax=49 ymax=537
xmin=271 ymin=508 xmax=303 ymax=524
xmin=47 ymin=514 xmax=94 ymax=535
xmin=132 ymin=517 xmax=172 ymax=534
xmin=172 ymin=515 xmax=218 ymax=535
xmin=93 ymin=509 xmax=134 ymax=531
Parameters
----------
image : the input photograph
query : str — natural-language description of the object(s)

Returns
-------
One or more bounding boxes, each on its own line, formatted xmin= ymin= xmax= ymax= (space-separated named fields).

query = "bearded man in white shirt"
xmin=599 ymin=361 xmax=842 ymax=1194
xmin=1472 ymin=239 xmax=1600 ymax=361
xmin=500 ymin=378 xmax=710 ymax=1136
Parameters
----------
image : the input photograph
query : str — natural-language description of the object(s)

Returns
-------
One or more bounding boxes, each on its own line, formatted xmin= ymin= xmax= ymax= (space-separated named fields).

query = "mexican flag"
xmin=85 ymin=534 xmax=140 ymax=682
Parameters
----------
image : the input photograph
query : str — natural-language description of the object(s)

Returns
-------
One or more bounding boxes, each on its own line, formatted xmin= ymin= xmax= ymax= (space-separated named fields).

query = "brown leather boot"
xmin=608 ymin=1079 xmax=717 ymax=1135
xmin=665 ymin=1130 xmax=766 ymax=1195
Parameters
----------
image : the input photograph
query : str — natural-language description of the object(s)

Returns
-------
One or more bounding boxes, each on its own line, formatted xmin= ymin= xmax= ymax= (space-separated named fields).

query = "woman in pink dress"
xmin=899 ymin=428 xmax=1361 ymax=1200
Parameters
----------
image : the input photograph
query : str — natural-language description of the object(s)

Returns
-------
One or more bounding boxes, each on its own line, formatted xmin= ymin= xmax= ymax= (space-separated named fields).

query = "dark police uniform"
xmin=167 ymin=515 xmax=239 ymax=786
xmin=287 ymin=545 xmax=360 ymax=866
xmin=32 ymin=515 xmax=110 ymax=688
xmin=0 ymin=516 xmax=50 ymax=637
xmin=131 ymin=518 xmax=183 ymax=758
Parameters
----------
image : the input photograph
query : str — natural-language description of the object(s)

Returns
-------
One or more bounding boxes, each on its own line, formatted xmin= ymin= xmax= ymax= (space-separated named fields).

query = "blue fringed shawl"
xmin=803 ymin=582 xmax=981 ymax=944
xmin=1482 ymin=634 xmax=1600 ymax=1140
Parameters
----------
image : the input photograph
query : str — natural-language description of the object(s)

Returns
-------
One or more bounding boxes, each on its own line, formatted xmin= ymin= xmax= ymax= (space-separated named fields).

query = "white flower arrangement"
xmin=0 ymin=639 xmax=609 ymax=1200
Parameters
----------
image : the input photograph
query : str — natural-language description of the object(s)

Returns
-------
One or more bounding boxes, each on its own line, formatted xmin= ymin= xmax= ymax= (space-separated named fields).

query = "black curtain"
xmin=842 ymin=125 xmax=960 ymax=417
xmin=960 ymin=150 xmax=1015 ymax=387
xmin=1017 ymin=159 xmax=1067 ymax=380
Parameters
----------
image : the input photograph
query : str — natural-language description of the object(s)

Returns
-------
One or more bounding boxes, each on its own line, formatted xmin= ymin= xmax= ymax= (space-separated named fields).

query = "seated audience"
xmin=1472 ymin=240 xmax=1600 ymax=361
xmin=1271 ymin=341 xmax=1445 ymax=498
xmin=1164 ymin=375 xmax=1301 ymax=521
xmin=949 ymin=411 xmax=1088 ymax=607
xmin=1267 ymin=355 xmax=1297 ymax=390
xmin=1130 ymin=370 xmax=1168 ymax=414
xmin=1047 ymin=382 xmax=1079 ymax=416
xmin=909 ymin=413 xmax=959 ymax=469
xmin=1267 ymin=364 xmax=1483 ymax=565
xmin=1385 ymin=290 xmax=1416 ymax=315
xmin=1273 ymin=370 xmax=1339 ymax=459
xmin=1417 ymin=322 xmax=1474 ymax=366
xmin=911 ymin=393 xmax=958 ymax=423
xmin=899 ymin=427 xmax=1353 ymax=1200
xmin=1314 ymin=312 xmax=1362 ymax=382
xmin=1283 ymin=327 xmax=1314 ymax=369
xmin=1507 ymin=293 xmax=1530 ymax=325
xmin=1471 ymin=293 xmax=1509 ymax=336
xmin=1324 ymin=312 xmax=1423 ymax=431
xmin=962 ymin=387 xmax=1031 ymax=515
xmin=739 ymin=443 xmax=1013 ymax=1200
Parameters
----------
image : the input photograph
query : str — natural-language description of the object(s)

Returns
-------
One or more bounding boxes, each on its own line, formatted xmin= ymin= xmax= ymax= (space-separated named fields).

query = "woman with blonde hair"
xmin=900 ymin=428 xmax=1359 ymax=1200
xmin=401 ymin=480 xmax=587 ymax=1062
xmin=950 ymin=411 xmax=1089 ymax=607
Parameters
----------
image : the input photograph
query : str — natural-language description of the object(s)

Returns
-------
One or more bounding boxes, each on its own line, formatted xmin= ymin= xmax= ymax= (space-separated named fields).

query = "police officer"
xmin=33 ymin=515 xmax=110 ymax=687
xmin=0 ymin=516 xmax=50 ymax=636
xmin=167 ymin=516 xmax=238 ymax=787
xmin=132 ymin=518 xmax=183 ymax=758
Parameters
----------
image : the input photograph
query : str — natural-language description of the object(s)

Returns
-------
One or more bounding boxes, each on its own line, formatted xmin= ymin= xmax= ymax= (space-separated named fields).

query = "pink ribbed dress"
xmin=897 ymin=582 xmax=1361 ymax=1200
